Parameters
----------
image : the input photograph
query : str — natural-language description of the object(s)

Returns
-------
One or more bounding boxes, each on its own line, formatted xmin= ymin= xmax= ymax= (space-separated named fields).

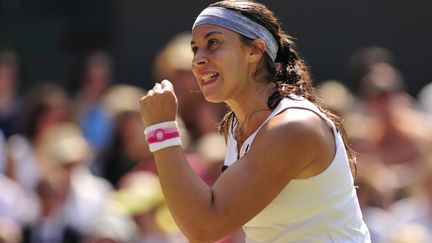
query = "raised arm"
xmin=139 ymin=80 xmax=331 ymax=242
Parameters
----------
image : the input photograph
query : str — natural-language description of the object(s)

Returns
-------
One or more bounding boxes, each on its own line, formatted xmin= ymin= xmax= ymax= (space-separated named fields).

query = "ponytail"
xmin=270 ymin=33 xmax=358 ymax=178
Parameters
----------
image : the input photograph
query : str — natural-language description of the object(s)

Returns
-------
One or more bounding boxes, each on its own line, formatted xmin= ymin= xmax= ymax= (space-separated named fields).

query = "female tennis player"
xmin=139 ymin=1 xmax=371 ymax=242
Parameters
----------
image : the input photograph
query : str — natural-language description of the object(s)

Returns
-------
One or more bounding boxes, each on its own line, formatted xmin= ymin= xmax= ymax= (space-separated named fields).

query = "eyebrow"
xmin=191 ymin=31 xmax=224 ymax=45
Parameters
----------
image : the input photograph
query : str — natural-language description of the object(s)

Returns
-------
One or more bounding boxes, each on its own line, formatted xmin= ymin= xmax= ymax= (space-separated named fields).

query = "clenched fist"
xmin=139 ymin=80 xmax=178 ymax=128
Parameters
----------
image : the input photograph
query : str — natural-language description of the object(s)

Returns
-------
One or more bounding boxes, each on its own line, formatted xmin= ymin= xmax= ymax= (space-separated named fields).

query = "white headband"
xmin=192 ymin=6 xmax=279 ymax=61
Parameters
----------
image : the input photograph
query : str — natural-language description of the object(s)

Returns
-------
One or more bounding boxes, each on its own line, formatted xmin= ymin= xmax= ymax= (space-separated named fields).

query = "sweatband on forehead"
xmin=192 ymin=6 xmax=279 ymax=61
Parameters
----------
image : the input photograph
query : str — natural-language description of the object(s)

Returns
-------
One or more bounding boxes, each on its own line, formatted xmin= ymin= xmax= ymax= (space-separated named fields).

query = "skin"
xmin=139 ymin=24 xmax=335 ymax=243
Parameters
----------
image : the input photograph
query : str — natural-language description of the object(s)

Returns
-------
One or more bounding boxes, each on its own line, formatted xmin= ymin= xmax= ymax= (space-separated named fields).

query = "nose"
xmin=192 ymin=50 xmax=208 ymax=67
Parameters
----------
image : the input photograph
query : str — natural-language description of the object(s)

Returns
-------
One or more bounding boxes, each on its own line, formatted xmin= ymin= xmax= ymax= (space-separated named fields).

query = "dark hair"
xmin=211 ymin=0 xmax=357 ymax=177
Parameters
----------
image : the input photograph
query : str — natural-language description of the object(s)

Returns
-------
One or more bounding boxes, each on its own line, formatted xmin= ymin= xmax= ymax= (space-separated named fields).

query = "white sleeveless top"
xmin=224 ymin=97 xmax=371 ymax=243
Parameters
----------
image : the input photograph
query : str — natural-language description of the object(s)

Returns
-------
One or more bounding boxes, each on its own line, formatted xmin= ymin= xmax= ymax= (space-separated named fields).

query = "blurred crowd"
xmin=0 ymin=33 xmax=432 ymax=243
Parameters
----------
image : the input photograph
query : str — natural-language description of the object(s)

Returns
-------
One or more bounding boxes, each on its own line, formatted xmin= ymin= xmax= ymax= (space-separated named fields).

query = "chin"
xmin=203 ymin=96 xmax=222 ymax=103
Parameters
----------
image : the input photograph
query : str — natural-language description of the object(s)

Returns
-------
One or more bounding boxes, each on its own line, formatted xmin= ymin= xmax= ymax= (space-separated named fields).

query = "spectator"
xmin=6 ymin=83 xmax=73 ymax=193
xmin=73 ymin=50 xmax=115 ymax=154
xmin=99 ymin=84 xmax=151 ymax=186
xmin=21 ymin=172 xmax=82 ymax=243
xmin=355 ymin=62 xmax=432 ymax=197
xmin=37 ymin=122 xmax=113 ymax=235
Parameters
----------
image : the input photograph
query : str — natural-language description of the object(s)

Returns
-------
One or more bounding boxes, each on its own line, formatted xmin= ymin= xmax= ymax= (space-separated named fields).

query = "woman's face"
xmin=191 ymin=24 xmax=252 ymax=103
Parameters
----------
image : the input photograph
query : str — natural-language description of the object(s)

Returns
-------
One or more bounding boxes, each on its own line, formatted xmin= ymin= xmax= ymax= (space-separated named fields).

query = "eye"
xmin=191 ymin=46 xmax=198 ymax=55
xmin=207 ymin=39 xmax=219 ymax=50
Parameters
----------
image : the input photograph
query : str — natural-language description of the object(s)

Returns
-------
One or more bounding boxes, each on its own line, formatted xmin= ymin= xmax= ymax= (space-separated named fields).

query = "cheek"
xmin=226 ymin=48 xmax=249 ymax=72
xmin=191 ymin=71 xmax=203 ymax=91
xmin=191 ymin=67 xmax=199 ymax=80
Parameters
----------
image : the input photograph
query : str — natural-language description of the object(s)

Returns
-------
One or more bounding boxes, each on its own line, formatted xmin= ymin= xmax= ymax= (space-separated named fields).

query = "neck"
xmin=227 ymin=82 xmax=274 ymax=123
xmin=226 ymin=82 xmax=274 ymax=142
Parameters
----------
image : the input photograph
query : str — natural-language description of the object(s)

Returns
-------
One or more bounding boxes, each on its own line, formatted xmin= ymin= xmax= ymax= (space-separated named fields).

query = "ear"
xmin=248 ymin=39 xmax=266 ymax=63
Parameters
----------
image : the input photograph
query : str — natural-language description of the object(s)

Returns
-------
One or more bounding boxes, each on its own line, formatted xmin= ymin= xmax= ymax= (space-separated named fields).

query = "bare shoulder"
xmin=250 ymin=107 xmax=335 ymax=178
xmin=270 ymin=107 xmax=326 ymax=130
xmin=244 ymin=108 xmax=325 ymax=172
xmin=259 ymin=107 xmax=327 ymax=147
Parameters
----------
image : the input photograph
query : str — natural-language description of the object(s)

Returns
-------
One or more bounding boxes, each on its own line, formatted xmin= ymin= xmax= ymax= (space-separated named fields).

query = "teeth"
xmin=201 ymin=72 xmax=218 ymax=82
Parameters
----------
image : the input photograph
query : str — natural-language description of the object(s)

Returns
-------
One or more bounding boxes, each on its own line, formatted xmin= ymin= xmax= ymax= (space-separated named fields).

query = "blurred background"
xmin=1 ymin=0 xmax=432 ymax=243
xmin=0 ymin=0 xmax=430 ymax=94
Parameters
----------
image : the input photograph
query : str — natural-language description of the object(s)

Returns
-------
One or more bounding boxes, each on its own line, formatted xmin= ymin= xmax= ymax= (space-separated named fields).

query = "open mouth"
xmin=200 ymin=72 xmax=219 ymax=85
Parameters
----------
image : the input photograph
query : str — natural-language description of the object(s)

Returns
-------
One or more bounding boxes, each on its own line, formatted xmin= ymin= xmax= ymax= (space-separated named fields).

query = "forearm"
xmin=153 ymin=146 xmax=223 ymax=242
xmin=139 ymin=80 xmax=236 ymax=241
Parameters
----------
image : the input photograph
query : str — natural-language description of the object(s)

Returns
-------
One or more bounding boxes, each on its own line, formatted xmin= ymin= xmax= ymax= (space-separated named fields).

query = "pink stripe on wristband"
xmin=146 ymin=128 xmax=180 ymax=144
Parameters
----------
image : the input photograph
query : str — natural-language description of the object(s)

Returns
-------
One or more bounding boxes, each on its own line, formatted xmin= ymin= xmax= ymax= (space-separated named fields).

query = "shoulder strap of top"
xmin=223 ymin=96 xmax=338 ymax=168
xmin=255 ymin=96 xmax=337 ymax=137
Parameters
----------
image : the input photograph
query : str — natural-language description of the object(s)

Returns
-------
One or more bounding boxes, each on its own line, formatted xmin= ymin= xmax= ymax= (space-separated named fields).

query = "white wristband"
xmin=144 ymin=121 xmax=182 ymax=152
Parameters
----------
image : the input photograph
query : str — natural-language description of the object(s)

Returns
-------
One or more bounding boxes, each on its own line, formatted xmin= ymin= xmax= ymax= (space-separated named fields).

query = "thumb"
xmin=161 ymin=79 xmax=174 ymax=93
